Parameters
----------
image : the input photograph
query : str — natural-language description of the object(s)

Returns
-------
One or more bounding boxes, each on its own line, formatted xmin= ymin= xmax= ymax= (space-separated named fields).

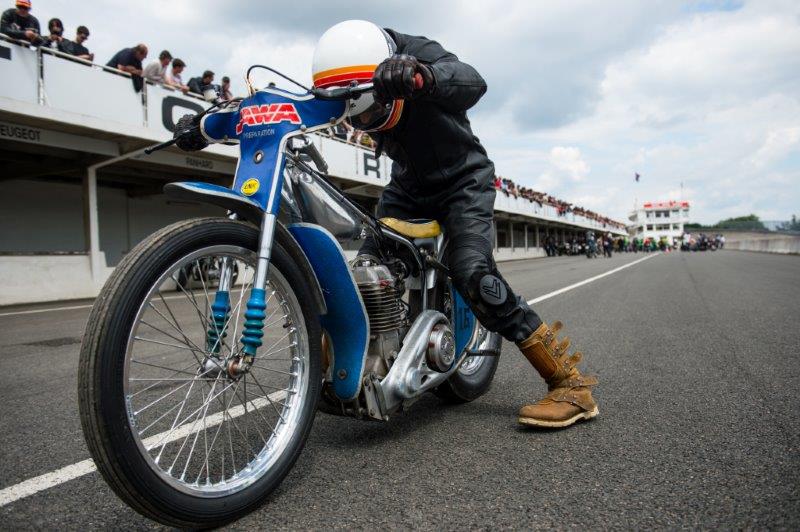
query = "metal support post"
xmin=524 ymin=223 xmax=529 ymax=252
xmin=84 ymin=145 xmax=151 ymax=284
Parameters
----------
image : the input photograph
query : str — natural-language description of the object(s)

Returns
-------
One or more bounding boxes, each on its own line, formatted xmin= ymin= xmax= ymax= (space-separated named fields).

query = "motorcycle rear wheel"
xmin=424 ymin=281 xmax=500 ymax=404
xmin=78 ymin=218 xmax=321 ymax=528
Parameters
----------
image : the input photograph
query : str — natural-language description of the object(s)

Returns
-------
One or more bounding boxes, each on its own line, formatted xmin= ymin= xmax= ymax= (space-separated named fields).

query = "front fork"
xmin=205 ymin=212 xmax=278 ymax=367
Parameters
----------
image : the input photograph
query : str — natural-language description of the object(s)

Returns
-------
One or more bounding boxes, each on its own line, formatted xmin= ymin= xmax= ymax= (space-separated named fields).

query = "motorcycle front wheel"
xmin=79 ymin=218 xmax=321 ymax=528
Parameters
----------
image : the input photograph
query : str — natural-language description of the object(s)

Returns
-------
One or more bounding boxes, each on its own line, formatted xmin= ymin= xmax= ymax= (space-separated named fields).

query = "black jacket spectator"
xmin=187 ymin=77 xmax=203 ymax=95
xmin=187 ymin=70 xmax=214 ymax=96
xmin=60 ymin=38 xmax=90 ymax=59
xmin=106 ymin=47 xmax=143 ymax=71
xmin=1 ymin=7 xmax=40 ymax=42
xmin=106 ymin=45 xmax=147 ymax=92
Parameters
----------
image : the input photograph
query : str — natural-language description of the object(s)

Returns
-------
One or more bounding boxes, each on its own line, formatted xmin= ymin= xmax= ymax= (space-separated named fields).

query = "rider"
xmin=177 ymin=20 xmax=598 ymax=429
xmin=314 ymin=20 xmax=598 ymax=428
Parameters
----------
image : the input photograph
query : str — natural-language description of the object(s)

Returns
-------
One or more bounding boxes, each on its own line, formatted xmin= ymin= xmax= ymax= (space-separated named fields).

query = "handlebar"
xmin=311 ymin=82 xmax=375 ymax=101
xmin=310 ymin=72 xmax=424 ymax=101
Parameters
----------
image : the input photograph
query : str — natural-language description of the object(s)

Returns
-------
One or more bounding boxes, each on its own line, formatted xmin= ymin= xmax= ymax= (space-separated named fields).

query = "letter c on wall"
xmin=162 ymin=96 xmax=205 ymax=132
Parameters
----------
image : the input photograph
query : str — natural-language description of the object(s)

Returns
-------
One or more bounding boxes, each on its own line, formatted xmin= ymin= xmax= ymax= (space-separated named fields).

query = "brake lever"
xmin=144 ymin=137 xmax=180 ymax=155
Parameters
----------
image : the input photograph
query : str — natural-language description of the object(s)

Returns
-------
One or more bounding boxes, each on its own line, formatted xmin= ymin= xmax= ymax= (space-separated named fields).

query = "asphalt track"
xmin=0 ymin=250 xmax=798 ymax=529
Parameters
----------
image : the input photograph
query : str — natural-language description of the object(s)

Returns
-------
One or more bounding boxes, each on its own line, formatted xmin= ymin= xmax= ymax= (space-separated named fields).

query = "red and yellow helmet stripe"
xmin=313 ymin=64 xmax=377 ymax=89
xmin=375 ymin=100 xmax=404 ymax=131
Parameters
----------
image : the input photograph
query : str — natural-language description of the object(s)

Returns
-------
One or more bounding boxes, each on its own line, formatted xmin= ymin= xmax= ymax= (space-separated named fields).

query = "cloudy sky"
xmin=31 ymin=0 xmax=800 ymax=224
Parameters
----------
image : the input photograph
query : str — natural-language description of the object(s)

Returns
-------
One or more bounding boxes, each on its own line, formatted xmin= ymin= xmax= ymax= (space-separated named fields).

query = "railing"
xmin=0 ymin=33 xmax=211 ymax=130
xmin=494 ymin=192 xmax=625 ymax=232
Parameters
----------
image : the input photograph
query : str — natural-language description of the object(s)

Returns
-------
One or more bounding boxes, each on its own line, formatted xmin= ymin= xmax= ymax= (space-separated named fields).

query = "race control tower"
xmin=628 ymin=200 xmax=691 ymax=245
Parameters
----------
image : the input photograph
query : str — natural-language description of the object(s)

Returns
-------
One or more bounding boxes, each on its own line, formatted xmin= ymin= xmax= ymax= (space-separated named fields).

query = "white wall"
xmin=0 ymin=254 xmax=109 ymax=304
xmin=725 ymin=236 xmax=800 ymax=255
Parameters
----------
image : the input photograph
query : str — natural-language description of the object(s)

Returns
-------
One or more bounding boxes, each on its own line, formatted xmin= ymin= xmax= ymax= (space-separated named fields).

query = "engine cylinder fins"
xmin=353 ymin=264 xmax=405 ymax=334
xmin=357 ymin=285 xmax=404 ymax=333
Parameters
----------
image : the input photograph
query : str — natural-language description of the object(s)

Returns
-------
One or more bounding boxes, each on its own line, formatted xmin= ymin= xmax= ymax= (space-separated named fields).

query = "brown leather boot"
xmin=516 ymin=321 xmax=598 ymax=428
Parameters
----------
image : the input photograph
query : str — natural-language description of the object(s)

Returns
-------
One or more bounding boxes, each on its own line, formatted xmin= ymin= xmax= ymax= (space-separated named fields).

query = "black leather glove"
xmin=372 ymin=54 xmax=434 ymax=102
xmin=174 ymin=114 xmax=208 ymax=152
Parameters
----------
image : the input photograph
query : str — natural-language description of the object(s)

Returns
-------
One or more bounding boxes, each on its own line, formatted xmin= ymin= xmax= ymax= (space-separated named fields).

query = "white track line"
xmin=526 ymin=253 xmax=660 ymax=305
xmin=0 ymin=253 xmax=660 ymax=507
xmin=0 ymin=303 xmax=95 ymax=317
xmin=0 ymin=391 xmax=286 ymax=507
xmin=0 ymin=293 xmax=194 ymax=318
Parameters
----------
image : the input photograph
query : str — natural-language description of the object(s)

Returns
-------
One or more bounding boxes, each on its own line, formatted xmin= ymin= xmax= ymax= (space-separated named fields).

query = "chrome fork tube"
xmin=254 ymin=213 xmax=277 ymax=291
xmin=240 ymin=213 xmax=278 ymax=360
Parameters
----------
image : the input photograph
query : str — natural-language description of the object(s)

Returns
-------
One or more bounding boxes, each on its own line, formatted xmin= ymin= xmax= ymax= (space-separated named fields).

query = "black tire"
xmin=422 ymin=278 xmax=500 ymax=404
xmin=78 ymin=217 xmax=321 ymax=528
xmin=434 ymin=349 xmax=500 ymax=404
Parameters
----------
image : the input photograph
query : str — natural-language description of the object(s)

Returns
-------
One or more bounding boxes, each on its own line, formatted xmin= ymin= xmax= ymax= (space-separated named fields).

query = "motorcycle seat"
xmin=379 ymin=217 xmax=442 ymax=239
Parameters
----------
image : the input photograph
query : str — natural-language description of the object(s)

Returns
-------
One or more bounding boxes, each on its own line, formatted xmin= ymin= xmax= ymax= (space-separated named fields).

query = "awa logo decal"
xmin=235 ymin=103 xmax=302 ymax=134
xmin=240 ymin=178 xmax=260 ymax=196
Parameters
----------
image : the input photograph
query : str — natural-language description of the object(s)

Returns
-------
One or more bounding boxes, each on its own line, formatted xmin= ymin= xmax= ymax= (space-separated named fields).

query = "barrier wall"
xmin=725 ymin=236 xmax=800 ymax=255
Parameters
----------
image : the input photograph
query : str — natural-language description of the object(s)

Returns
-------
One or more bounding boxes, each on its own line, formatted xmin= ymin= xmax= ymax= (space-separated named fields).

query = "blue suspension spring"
xmin=207 ymin=291 xmax=230 ymax=354
xmin=240 ymin=288 xmax=267 ymax=358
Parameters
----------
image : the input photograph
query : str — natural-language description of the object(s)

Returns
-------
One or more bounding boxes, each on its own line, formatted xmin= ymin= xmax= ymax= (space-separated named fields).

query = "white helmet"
xmin=312 ymin=20 xmax=403 ymax=132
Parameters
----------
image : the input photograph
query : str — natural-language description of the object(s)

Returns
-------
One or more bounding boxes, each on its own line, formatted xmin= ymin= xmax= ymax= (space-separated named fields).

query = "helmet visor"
xmin=348 ymin=97 xmax=393 ymax=131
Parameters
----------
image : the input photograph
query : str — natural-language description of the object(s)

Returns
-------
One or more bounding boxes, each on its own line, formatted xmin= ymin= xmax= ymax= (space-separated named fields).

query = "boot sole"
xmin=518 ymin=406 xmax=599 ymax=428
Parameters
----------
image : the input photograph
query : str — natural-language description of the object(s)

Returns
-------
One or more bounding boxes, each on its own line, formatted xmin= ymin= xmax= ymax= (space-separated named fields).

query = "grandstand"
xmin=0 ymin=35 xmax=625 ymax=305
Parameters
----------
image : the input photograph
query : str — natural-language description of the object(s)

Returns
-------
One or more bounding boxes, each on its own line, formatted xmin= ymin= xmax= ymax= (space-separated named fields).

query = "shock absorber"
xmin=240 ymin=288 xmax=267 ymax=360
xmin=207 ymin=291 xmax=230 ymax=354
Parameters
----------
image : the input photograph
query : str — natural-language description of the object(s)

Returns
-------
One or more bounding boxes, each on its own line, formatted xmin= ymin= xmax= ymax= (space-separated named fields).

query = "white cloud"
xmin=222 ymin=33 xmax=317 ymax=95
xmin=749 ymin=127 xmax=800 ymax=168
xmin=549 ymin=147 xmax=590 ymax=182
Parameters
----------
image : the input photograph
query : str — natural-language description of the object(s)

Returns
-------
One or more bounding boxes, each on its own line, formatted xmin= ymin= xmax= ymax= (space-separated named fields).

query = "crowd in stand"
xmin=494 ymin=176 xmax=625 ymax=230
xmin=1 ymin=0 xmax=232 ymax=99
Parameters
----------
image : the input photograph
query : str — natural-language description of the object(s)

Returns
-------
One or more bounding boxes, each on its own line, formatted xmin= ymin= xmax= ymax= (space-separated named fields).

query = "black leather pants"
xmin=360 ymin=174 xmax=542 ymax=343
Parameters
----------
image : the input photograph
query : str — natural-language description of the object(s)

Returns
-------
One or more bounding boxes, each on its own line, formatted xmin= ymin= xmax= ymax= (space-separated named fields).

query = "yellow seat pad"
xmin=379 ymin=217 xmax=442 ymax=238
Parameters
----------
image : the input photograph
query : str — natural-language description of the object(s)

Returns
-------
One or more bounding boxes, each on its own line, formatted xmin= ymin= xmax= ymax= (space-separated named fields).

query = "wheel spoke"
xmin=123 ymin=249 xmax=307 ymax=495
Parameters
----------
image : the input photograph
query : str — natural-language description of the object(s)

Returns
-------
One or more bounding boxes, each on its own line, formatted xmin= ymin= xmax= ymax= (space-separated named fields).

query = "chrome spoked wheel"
xmin=124 ymin=245 xmax=309 ymax=496
xmin=79 ymin=218 xmax=322 ymax=527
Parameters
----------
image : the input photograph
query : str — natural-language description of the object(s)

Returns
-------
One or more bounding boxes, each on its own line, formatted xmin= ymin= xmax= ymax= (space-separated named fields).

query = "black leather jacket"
xmin=376 ymin=29 xmax=495 ymax=194
xmin=1 ymin=8 xmax=40 ymax=41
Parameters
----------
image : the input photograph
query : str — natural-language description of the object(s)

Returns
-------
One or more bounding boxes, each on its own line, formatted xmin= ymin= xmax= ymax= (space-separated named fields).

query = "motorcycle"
xmin=586 ymin=238 xmax=598 ymax=258
xmin=78 ymin=66 xmax=502 ymax=528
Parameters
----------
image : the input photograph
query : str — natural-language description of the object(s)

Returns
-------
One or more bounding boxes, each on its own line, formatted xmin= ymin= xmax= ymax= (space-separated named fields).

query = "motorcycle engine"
xmin=352 ymin=264 xmax=407 ymax=378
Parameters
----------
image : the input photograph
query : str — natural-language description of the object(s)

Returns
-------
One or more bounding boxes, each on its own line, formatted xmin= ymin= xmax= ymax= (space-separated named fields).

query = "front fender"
xmin=288 ymin=223 xmax=369 ymax=401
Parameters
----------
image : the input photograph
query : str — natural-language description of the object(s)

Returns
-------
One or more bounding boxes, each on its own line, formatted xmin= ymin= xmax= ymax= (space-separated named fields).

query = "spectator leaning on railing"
xmin=142 ymin=49 xmax=172 ymax=84
xmin=59 ymin=25 xmax=92 ymax=61
xmin=106 ymin=43 xmax=147 ymax=91
xmin=1 ymin=0 xmax=42 ymax=45
xmin=42 ymin=16 xmax=62 ymax=49
xmin=187 ymin=70 xmax=214 ymax=96
xmin=164 ymin=58 xmax=189 ymax=93
xmin=220 ymin=76 xmax=233 ymax=100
